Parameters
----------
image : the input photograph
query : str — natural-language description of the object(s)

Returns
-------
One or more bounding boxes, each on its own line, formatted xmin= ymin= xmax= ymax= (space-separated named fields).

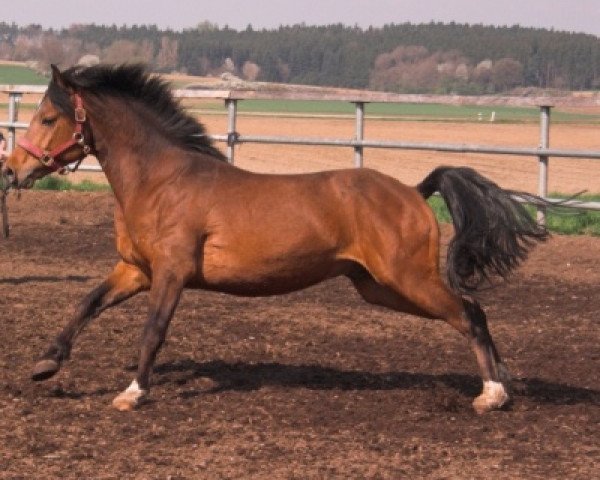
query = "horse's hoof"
xmin=32 ymin=359 xmax=60 ymax=381
xmin=112 ymin=396 xmax=139 ymax=411
xmin=112 ymin=380 xmax=147 ymax=411
xmin=472 ymin=380 xmax=510 ymax=414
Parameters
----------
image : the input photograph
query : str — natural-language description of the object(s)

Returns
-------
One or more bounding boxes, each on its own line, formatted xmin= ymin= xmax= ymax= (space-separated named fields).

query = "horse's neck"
xmin=89 ymin=101 xmax=183 ymax=208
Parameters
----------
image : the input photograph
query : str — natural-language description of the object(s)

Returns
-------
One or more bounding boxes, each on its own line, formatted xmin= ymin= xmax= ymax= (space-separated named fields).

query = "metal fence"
xmin=2 ymin=85 xmax=600 ymax=217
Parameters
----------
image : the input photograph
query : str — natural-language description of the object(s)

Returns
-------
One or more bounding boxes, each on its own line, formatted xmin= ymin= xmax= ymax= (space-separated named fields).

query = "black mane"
xmin=48 ymin=63 xmax=227 ymax=161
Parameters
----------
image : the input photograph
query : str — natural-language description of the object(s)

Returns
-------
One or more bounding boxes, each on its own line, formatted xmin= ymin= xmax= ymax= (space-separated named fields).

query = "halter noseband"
xmin=17 ymin=93 xmax=93 ymax=174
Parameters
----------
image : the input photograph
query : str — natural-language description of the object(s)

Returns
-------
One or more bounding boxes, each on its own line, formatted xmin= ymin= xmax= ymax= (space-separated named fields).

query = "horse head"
xmin=2 ymin=65 xmax=93 ymax=190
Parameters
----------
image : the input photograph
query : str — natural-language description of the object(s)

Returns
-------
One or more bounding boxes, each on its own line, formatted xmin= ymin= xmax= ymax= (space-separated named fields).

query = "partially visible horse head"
xmin=2 ymin=64 xmax=93 ymax=189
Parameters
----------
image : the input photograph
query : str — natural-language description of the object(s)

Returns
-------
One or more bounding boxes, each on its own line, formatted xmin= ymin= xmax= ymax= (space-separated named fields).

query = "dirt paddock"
xmin=0 ymin=188 xmax=598 ymax=479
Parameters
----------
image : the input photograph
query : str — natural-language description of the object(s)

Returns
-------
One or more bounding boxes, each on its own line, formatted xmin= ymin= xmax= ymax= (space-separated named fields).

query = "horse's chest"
xmin=115 ymin=225 xmax=154 ymax=268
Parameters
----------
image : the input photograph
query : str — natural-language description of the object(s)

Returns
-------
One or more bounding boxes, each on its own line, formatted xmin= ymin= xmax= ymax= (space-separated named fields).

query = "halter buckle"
xmin=74 ymin=107 xmax=86 ymax=123
xmin=73 ymin=132 xmax=85 ymax=145
xmin=39 ymin=152 xmax=54 ymax=167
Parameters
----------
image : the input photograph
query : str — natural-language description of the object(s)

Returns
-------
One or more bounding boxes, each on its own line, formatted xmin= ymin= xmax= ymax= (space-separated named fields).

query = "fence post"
xmin=537 ymin=105 xmax=551 ymax=224
xmin=225 ymin=98 xmax=238 ymax=164
xmin=7 ymin=92 xmax=22 ymax=153
xmin=354 ymin=102 xmax=365 ymax=168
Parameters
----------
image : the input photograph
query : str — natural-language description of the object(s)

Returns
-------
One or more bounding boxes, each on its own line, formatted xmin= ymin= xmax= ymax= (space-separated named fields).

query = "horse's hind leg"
xmin=350 ymin=269 xmax=510 ymax=413
xmin=32 ymin=261 xmax=150 ymax=381
xmin=459 ymin=297 xmax=511 ymax=413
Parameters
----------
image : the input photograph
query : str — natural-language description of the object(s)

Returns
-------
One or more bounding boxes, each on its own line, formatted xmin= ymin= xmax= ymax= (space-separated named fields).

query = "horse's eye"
xmin=41 ymin=116 xmax=58 ymax=126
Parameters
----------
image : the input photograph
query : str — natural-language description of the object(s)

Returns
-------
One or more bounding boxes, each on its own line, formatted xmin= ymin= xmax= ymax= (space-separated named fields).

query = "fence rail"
xmin=2 ymin=85 xmax=599 ymax=216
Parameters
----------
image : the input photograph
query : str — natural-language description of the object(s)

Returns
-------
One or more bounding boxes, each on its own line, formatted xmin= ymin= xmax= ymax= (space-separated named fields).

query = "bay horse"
xmin=2 ymin=64 xmax=548 ymax=413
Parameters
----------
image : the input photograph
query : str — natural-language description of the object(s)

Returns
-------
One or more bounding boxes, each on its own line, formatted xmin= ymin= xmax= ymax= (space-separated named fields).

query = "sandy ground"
xmin=0 ymin=192 xmax=598 ymax=479
xmin=1 ymin=85 xmax=599 ymax=479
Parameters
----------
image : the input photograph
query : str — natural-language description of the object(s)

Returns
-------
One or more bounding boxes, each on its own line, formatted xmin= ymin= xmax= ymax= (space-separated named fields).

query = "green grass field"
xmin=188 ymin=99 xmax=600 ymax=123
xmin=427 ymin=194 xmax=600 ymax=236
xmin=0 ymin=64 xmax=48 ymax=85
xmin=33 ymin=177 xmax=111 ymax=192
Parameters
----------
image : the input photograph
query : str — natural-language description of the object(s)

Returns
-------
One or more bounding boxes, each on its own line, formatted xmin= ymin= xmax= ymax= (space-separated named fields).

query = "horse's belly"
xmin=197 ymin=247 xmax=348 ymax=296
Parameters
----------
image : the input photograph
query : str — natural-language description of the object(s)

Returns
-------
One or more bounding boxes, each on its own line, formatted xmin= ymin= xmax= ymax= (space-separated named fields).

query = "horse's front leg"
xmin=112 ymin=266 xmax=187 ymax=411
xmin=32 ymin=261 xmax=150 ymax=381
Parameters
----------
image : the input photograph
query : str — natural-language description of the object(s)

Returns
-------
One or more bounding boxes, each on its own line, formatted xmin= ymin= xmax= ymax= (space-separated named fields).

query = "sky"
xmin=3 ymin=0 xmax=600 ymax=37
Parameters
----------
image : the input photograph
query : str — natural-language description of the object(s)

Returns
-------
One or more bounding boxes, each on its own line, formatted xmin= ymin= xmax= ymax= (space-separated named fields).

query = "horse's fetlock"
xmin=45 ymin=342 xmax=70 ymax=362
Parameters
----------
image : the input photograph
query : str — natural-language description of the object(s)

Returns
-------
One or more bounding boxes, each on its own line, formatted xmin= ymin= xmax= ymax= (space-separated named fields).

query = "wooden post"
xmin=537 ymin=105 xmax=551 ymax=224
xmin=7 ymin=93 xmax=22 ymax=153
xmin=354 ymin=102 xmax=365 ymax=168
xmin=225 ymin=99 xmax=238 ymax=164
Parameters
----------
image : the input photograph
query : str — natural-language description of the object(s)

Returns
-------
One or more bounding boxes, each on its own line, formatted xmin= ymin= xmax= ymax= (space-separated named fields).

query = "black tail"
xmin=417 ymin=166 xmax=549 ymax=293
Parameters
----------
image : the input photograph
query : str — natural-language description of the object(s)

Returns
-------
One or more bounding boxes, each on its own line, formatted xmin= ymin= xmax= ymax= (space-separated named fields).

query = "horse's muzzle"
xmin=1 ymin=164 xmax=35 ymax=190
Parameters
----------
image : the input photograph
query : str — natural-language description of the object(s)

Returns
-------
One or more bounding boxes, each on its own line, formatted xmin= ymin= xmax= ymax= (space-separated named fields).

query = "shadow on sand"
xmin=0 ymin=275 xmax=91 ymax=285
xmin=151 ymin=358 xmax=600 ymax=407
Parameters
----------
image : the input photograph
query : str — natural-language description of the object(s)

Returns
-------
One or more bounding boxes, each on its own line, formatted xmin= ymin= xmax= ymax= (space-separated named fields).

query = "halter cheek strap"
xmin=17 ymin=94 xmax=92 ymax=174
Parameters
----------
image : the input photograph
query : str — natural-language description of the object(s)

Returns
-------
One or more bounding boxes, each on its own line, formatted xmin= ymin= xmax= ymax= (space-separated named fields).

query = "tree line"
xmin=1 ymin=21 xmax=599 ymax=93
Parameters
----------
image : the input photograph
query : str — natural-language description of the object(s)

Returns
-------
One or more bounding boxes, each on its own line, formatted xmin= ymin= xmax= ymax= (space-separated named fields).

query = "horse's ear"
xmin=50 ymin=64 xmax=67 ymax=88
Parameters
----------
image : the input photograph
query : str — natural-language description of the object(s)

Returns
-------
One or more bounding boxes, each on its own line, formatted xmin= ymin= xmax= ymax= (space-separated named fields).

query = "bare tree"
xmin=0 ymin=39 xmax=13 ymax=60
xmin=370 ymin=45 xmax=439 ymax=92
xmin=12 ymin=34 xmax=40 ymax=61
xmin=39 ymin=35 xmax=65 ymax=66
xmin=155 ymin=36 xmax=179 ymax=72
xmin=242 ymin=61 xmax=261 ymax=81
xmin=103 ymin=39 xmax=155 ymax=65
xmin=277 ymin=59 xmax=291 ymax=82
xmin=491 ymin=58 xmax=523 ymax=91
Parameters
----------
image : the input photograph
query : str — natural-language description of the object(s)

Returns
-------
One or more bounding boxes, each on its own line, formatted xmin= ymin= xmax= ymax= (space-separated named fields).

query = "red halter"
xmin=17 ymin=93 xmax=92 ymax=173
